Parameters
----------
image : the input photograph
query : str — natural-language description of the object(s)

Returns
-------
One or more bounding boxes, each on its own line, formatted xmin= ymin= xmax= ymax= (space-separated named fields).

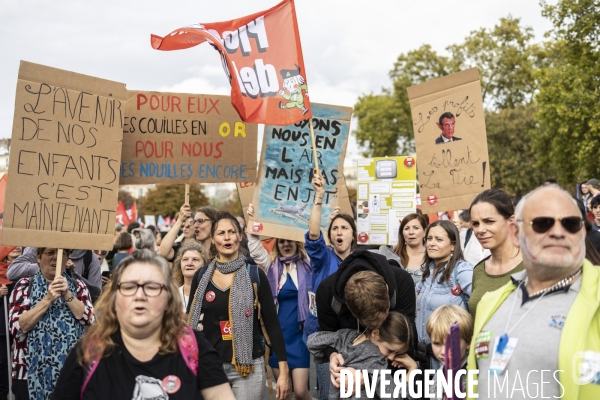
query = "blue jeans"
xmin=223 ymin=357 xmax=265 ymax=400
xmin=316 ymin=362 xmax=330 ymax=400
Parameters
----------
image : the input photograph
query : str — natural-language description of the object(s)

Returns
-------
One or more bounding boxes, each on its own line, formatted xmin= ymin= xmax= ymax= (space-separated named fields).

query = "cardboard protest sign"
xmin=236 ymin=181 xmax=257 ymax=225
xmin=151 ymin=0 xmax=311 ymax=126
xmin=120 ymin=91 xmax=258 ymax=184
xmin=2 ymin=61 xmax=126 ymax=250
xmin=408 ymin=68 xmax=490 ymax=213
xmin=356 ymin=156 xmax=417 ymax=246
xmin=247 ymin=103 xmax=352 ymax=242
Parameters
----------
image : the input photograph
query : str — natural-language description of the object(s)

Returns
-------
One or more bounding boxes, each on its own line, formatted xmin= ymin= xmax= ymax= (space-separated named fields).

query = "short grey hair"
xmin=515 ymin=184 xmax=578 ymax=221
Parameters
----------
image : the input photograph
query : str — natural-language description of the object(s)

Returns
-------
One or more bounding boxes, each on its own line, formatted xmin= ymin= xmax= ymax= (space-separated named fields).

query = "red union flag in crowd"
xmin=151 ymin=0 xmax=311 ymax=126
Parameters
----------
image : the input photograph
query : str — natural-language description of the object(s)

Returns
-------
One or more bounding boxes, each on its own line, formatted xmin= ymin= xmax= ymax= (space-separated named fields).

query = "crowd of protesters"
xmin=0 ymin=174 xmax=598 ymax=399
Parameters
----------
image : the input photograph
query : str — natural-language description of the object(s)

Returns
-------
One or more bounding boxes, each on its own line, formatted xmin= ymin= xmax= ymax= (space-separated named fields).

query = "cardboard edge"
xmin=407 ymin=68 xmax=480 ymax=101
xmin=19 ymin=61 xmax=127 ymax=100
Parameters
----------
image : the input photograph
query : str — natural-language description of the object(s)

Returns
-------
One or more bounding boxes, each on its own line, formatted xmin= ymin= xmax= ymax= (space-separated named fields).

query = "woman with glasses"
xmin=415 ymin=220 xmax=473 ymax=368
xmin=468 ymin=189 xmax=523 ymax=319
xmin=9 ymin=248 xmax=94 ymax=400
xmin=52 ymin=249 xmax=234 ymax=400
xmin=158 ymin=204 xmax=199 ymax=263
xmin=246 ymin=204 xmax=312 ymax=400
xmin=188 ymin=212 xmax=290 ymax=400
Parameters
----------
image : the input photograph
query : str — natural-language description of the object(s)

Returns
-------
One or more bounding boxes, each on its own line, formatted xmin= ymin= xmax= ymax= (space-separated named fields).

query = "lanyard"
xmin=497 ymin=281 xmax=548 ymax=354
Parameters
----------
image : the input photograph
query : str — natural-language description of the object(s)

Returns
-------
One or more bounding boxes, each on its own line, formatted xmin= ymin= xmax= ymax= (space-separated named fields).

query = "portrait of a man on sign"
xmin=435 ymin=112 xmax=462 ymax=144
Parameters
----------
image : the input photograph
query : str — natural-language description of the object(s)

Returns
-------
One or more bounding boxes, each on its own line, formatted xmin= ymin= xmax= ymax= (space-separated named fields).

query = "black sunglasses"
xmin=518 ymin=216 xmax=583 ymax=234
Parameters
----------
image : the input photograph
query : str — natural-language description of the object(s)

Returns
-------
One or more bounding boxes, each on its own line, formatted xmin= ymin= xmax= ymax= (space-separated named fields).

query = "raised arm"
xmin=308 ymin=171 xmax=326 ymax=240
xmin=7 ymin=247 xmax=39 ymax=281
xmin=246 ymin=204 xmax=271 ymax=270
xmin=158 ymin=204 xmax=191 ymax=260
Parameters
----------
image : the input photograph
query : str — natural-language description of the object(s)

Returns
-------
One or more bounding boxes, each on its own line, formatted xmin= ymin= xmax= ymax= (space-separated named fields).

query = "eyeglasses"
xmin=42 ymin=249 xmax=70 ymax=258
xmin=194 ymin=218 xmax=211 ymax=225
xmin=117 ymin=282 xmax=165 ymax=297
xmin=517 ymin=216 xmax=583 ymax=234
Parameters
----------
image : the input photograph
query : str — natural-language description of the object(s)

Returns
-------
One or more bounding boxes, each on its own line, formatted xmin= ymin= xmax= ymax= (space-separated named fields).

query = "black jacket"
xmin=315 ymin=250 xmax=416 ymax=358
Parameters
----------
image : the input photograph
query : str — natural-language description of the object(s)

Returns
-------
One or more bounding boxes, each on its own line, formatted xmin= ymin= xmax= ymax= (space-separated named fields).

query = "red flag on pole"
xmin=151 ymin=0 xmax=311 ymax=126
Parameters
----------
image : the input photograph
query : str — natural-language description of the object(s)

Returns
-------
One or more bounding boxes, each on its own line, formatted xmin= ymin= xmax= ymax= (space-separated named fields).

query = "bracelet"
xmin=313 ymin=197 xmax=323 ymax=205
xmin=65 ymin=294 xmax=75 ymax=303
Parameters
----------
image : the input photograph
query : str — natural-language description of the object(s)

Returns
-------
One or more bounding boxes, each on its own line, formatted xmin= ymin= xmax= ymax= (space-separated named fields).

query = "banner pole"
xmin=4 ymin=296 xmax=12 ymax=400
xmin=55 ymin=249 xmax=63 ymax=277
xmin=308 ymin=117 xmax=320 ymax=175
xmin=185 ymin=184 xmax=190 ymax=205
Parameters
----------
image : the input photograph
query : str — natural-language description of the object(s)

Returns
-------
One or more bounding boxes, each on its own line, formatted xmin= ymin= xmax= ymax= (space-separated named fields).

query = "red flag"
xmin=0 ymin=175 xmax=17 ymax=261
xmin=116 ymin=201 xmax=131 ymax=226
xmin=151 ymin=0 xmax=311 ymax=126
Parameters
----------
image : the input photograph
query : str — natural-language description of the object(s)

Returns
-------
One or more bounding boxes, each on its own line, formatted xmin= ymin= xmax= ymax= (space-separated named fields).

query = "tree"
xmin=354 ymin=45 xmax=457 ymax=157
xmin=140 ymin=184 xmax=208 ymax=217
xmin=447 ymin=17 xmax=541 ymax=110
xmin=485 ymin=104 xmax=553 ymax=196
xmin=534 ymin=0 xmax=600 ymax=184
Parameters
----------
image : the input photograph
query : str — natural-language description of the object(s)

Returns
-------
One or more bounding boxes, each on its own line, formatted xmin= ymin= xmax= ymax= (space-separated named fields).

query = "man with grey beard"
xmin=467 ymin=185 xmax=600 ymax=400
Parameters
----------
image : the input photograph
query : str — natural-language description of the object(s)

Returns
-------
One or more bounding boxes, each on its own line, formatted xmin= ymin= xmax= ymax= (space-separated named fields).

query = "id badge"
xmin=489 ymin=336 xmax=518 ymax=375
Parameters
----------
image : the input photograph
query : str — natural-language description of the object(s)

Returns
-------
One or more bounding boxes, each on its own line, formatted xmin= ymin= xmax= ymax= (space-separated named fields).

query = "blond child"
xmin=426 ymin=304 xmax=474 ymax=399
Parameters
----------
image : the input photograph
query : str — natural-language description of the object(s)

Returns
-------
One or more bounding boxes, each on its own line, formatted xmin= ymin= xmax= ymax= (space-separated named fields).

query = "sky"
xmin=0 ymin=0 xmax=555 ymax=161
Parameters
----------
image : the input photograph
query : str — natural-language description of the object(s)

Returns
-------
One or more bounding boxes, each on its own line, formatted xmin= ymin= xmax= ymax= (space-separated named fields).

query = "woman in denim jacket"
xmin=415 ymin=220 xmax=474 ymax=368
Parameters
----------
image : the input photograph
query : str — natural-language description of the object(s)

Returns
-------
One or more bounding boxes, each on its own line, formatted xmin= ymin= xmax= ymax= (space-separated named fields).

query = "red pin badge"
xmin=427 ymin=195 xmax=438 ymax=207
xmin=162 ymin=375 xmax=181 ymax=394
xmin=451 ymin=285 xmax=463 ymax=296
xmin=205 ymin=291 xmax=216 ymax=302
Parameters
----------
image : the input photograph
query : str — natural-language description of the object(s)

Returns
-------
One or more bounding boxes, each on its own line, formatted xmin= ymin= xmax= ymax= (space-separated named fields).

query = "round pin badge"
xmin=357 ymin=232 xmax=369 ymax=244
xmin=427 ymin=195 xmax=438 ymax=207
xmin=162 ymin=375 xmax=181 ymax=394
xmin=206 ymin=291 xmax=216 ymax=302
xmin=451 ymin=285 xmax=463 ymax=296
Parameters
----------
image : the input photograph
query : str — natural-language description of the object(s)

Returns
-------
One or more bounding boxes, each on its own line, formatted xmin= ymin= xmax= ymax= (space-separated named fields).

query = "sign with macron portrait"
xmin=2 ymin=61 xmax=126 ymax=250
xmin=247 ymin=103 xmax=352 ymax=242
xmin=408 ymin=68 xmax=490 ymax=213
xmin=120 ymin=91 xmax=258 ymax=184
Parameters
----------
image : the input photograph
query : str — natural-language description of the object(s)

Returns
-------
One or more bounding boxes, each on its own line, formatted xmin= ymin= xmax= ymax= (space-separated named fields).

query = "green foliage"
xmin=534 ymin=0 xmax=600 ymax=183
xmin=447 ymin=17 xmax=541 ymax=109
xmin=140 ymin=184 xmax=208 ymax=217
xmin=354 ymin=45 xmax=458 ymax=157
xmin=485 ymin=104 xmax=553 ymax=196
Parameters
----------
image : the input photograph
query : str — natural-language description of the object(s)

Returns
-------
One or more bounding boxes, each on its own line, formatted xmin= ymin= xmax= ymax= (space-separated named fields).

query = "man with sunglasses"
xmin=468 ymin=185 xmax=600 ymax=400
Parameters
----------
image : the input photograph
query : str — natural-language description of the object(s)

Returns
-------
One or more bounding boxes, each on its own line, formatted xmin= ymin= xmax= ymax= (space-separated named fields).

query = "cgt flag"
xmin=151 ymin=0 xmax=311 ymax=126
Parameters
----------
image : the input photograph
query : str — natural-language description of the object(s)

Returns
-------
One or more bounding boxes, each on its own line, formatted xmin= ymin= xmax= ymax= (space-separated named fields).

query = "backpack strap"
xmin=81 ymin=329 xmax=199 ymax=399
xmin=247 ymin=264 xmax=271 ymax=347
xmin=196 ymin=265 xmax=209 ymax=285
xmin=178 ymin=326 xmax=199 ymax=376
xmin=464 ymin=229 xmax=473 ymax=247
xmin=452 ymin=265 xmax=469 ymax=311
xmin=83 ymin=250 xmax=93 ymax=279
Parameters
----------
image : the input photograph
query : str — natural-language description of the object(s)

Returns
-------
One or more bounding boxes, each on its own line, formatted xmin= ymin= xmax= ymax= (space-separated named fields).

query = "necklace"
xmin=487 ymin=248 xmax=520 ymax=275
xmin=523 ymin=267 xmax=582 ymax=298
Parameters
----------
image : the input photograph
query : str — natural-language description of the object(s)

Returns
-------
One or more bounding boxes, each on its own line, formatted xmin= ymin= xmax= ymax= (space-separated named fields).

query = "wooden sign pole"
xmin=56 ymin=249 xmax=63 ymax=277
